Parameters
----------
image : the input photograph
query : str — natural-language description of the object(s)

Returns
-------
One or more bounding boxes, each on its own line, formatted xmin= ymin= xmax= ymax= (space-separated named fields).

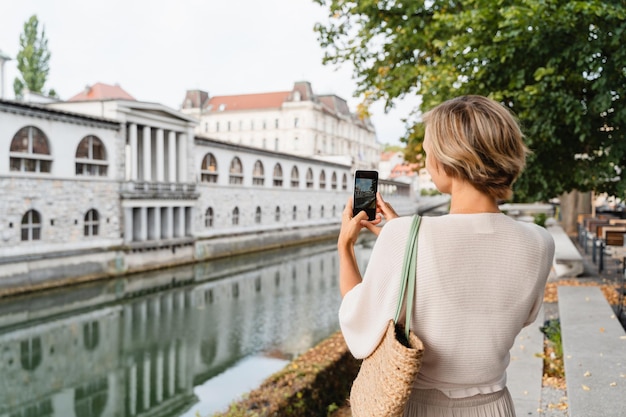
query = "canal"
xmin=0 ymin=238 xmax=374 ymax=417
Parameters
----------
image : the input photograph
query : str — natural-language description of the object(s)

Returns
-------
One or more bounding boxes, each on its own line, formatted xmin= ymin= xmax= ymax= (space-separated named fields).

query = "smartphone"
xmin=353 ymin=170 xmax=378 ymax=221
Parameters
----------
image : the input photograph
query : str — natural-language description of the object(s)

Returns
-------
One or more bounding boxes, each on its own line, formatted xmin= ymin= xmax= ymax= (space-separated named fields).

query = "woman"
xmin=338 ymin=95 xmax=555 ymax=416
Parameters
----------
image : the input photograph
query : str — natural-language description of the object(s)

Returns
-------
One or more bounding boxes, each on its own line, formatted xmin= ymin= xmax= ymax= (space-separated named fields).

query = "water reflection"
xmin=0 ymin=240 xmax=373 ymax=417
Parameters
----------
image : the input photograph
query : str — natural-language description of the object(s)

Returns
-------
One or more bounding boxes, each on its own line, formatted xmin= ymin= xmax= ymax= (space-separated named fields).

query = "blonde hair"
xmin=422 ymin=95 xmax=528 ymax=200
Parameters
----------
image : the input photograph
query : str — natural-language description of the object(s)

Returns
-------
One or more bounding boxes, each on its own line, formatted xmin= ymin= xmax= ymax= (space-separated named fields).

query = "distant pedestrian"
xmin=338 ymin=95 xmax=555 ymax=416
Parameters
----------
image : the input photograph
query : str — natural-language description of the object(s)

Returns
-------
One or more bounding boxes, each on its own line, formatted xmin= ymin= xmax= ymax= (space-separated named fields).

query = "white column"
xmin=177 ymin=132 xmax=187 ymax=182
xmin=168 ymin=131 xmax=177 ymax=182
xmin=153 ymin=207 xmax=161 ymax=241
xmin=156 ymin=128 xmax=164 ymax=182
xmin=140 ymin=207 xmax=148 ymax=241
xmin=129 ymin=123 xmax=138 ymax=181
xmin=167 ymin=344 xmax=176 ymax=396
xmin=128 ymin=362 xmax=137 ymax=415
xmin=156 ymin=349 xmax=164 ymax=403
xmin=177 ymin=207 xmax=185 ymax=238
xmin=143 ymin=354 xmax=151 ymax=409
xmin=165 ymin=206 xmax=174 ymax=239
xmin=143 ymin=126 xmax=152 ymax=181
xmin=177 ymin=340 xmax=187 ymax=390
xmin=124 ymin=207 xmax=133 ymax=243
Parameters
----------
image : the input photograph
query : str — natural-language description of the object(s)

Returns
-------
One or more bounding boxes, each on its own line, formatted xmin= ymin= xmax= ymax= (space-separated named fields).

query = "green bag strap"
xmin=393 ymin=215 xmax=422 ymax=341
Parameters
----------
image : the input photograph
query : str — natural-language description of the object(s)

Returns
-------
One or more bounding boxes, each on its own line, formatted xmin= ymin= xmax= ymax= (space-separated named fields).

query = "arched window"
xmin=342 ymin=173 xmax=348 ymax=190
xmin=83 ymin=321 xmax=99 ymax=350
xmin=306 ymin=168 xmax=314 ymax=189
xmin=292 ymin=205 xmax=297 ymax=220
xmin=232 ymin=207 xmax=239 ymax=225
xmin=74 ymin=377 xmax=108 ymax=417
xmin=255 ymin=206 xmax=262 ymax=224
xmin=253 ymin=160 xmax=265 ymax=185
xmin=273 ymin=163 xmax=283 ymax=187
xmin=274 ymin=137 xmax=279 ymax=151
xmin=319 ymin=170 xmax=326 ymax=189
xmin=10 ymin=126 xmax=52 ymax=173
xmin=21 ymin=209 xmax=41 ymax=241
xmin=201 ymin=153 xmax=218 ymax=183
xmin=331 ymin=172 xmax=337 ymax=190
xmin=205 ymin=207 xmax=214 ymax=228
xmin=229 ymin=157 xmax=243 ymax=185
xmin=290 ymin=166 xmax=299 ymax=188
xmin=76 ymin=135 xmax=107 ymax=176
xmin=275 ymin=206 xmax=281 ymax=222
xmin=20 ymin=337 xmax=42 ymax=371
xmin=84 ymin=209 xmax=99 ymax=237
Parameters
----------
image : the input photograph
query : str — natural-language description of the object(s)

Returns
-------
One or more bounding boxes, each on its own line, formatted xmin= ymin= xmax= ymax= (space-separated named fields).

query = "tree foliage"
xmin=314 ymin=0 xmax=626 ymax=201
xmin=14 ymin=14 xmax=53 ymax=98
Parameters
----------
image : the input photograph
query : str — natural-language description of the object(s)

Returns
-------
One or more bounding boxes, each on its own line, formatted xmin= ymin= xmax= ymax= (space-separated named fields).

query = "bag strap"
xmin=393 ymin=215 xmax=422 ymax=340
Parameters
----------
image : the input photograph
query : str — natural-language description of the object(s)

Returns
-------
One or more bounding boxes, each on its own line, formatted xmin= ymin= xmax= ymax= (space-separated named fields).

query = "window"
xmin=263 ymin=120 xmax=267 ymax=129
xmin=253 ymin=160 xmax=265 ymax=185
xmin=294 ymin=117 xmax=299 ymax=128
xmin=342 ymin=173 xmax=348 ymax=190
xmin=333 ymin=205 xmax=337 ymax=217
xmin=232 ymin=207 xmax=239 ymax=225
xmin=84 ymin=209 xmax=99 ymax=237
xmin=290 ymin=166 xmax=299 ymax=188
xmin=319 ymin=170 xmax=326 ymax=189
xmin=275 ymin=206 xmax=280 ymax=222
xmin=201 ymin=153 xmax=218 ymax=183
xmin=255 ymin=206 xmax=262 ymax=224
xmin=229 ymin=157 xmax=243 ymax=184
xmin=274 ymin=137 xmax=279 ymax=151
xmin=273 ymin=163 xmax=283 ymax=187
xmin=76 ymin=135 xmax=107 ymax=176
xmin=331 ymin=172 xmax=338 ymax=190
xmin=20 ymin=337 xmax=42 ymax=371
xmin=205 ymin=207 xmax=214 ymax=227
xmin=10 ymin=126 xmax=52 ymax=173
xmin=307 ymin=205 xmax=312 ymax=219
xmin=275 ymin=119 xmax=279 ymax=128
xmin=227 ymin=121 xmax=231 ymax=131
xmin=292 ymin=205 xmax=297 ymax=220
xmin=321 ymin=205 xmax=325 ymax=218
xmin=21 ymin=209 xmax=41 ymax=241
xmin=215 ymin=122 xmax=220 ymax=132
xmin=306 ymin=168 xmax=314 ymax=189
xmin=83 ymin=321 xmax=99 ymax=350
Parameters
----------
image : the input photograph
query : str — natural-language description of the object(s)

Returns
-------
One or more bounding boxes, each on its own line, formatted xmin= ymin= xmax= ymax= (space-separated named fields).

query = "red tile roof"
xmin=205 ymin=91 xmax=291 ymax=112
xmin=68 ymin=82 xmax=135 ymax=101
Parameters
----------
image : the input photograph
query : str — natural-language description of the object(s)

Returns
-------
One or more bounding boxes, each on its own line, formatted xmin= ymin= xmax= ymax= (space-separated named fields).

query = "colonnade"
xmin=123 ymin=205 xmax=193 ymax=243
xmin=127 ymin=123 xmax=188 ymax=182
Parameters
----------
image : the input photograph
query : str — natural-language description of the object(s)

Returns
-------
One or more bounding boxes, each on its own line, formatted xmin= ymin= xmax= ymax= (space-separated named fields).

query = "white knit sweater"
xmin=339 ymin=213 xmax=555 ymax=398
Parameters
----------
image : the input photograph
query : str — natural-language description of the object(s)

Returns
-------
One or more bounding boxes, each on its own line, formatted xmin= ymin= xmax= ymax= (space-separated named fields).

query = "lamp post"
xmin=0 ymin=50 xmax=12 ymax=100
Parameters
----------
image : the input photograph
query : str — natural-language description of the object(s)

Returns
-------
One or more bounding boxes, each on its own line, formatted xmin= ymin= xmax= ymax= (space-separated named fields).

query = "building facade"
xmin=181 ymin=81 xmax=380 ymax=171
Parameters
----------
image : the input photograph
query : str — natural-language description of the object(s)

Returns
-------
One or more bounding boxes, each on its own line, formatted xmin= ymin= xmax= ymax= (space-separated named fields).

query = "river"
xmin=0 ymin=238 xmax=374 ymax=417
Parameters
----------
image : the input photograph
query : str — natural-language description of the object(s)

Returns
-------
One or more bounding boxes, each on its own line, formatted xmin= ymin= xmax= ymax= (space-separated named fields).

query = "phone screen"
xmin=353 ymin=171 xmax=378 ymax=220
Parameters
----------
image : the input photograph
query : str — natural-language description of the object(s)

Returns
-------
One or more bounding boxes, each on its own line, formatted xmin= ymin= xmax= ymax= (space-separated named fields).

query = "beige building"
xmin=181 ymin=81 xmax=380 ymax=171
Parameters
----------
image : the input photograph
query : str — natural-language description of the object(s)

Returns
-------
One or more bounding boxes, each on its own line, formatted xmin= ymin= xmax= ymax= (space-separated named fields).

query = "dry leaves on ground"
xmin=544 ymin=279 xmax=624 ymax=305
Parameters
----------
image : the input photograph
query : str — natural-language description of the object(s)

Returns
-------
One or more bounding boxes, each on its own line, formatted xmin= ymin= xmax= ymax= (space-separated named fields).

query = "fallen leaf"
xmin=610 ymin=382 xmax=617 ymax=387
xmin=599 ymin=327 xmax=605 ymax=333
xmin=582 ymin=384 xmax=591 ymax=391
xmin=584 ymin=371 xmax=592 ymax=377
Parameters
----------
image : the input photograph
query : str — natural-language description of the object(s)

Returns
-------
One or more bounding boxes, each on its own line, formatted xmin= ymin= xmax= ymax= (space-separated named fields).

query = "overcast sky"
xmin=0 ymin=0 xmax=421 ymax=145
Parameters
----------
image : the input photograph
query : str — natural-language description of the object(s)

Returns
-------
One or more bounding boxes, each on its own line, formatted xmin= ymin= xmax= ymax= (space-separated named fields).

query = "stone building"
xmin=1 ymin=83 xmax=394 ymax=293
xmin=181 ymin=81 xmax=380 ymax=171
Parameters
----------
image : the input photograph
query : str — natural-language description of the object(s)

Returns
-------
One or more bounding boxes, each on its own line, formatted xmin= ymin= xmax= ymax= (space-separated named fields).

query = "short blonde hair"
xmin=422 ymin=95 xmax=528 ymax=200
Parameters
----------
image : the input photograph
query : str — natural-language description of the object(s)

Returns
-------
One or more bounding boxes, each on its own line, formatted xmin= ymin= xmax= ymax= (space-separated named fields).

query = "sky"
xmin=0 ymin=0 xmax=422 ymax=146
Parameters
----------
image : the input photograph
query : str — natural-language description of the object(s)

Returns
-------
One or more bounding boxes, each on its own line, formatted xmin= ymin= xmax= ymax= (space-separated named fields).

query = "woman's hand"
xmin=338 ymin=196 xmax=369 ymax=250
xmin=360 ymin=193 xmax=399 ymax=236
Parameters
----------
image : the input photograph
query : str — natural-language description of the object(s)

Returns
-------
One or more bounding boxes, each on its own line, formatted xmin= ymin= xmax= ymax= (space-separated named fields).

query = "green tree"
xmin=14 ymin=14 xmax=53 ymax=98
xmin=314 ymin=0 xmax=626 ymax=202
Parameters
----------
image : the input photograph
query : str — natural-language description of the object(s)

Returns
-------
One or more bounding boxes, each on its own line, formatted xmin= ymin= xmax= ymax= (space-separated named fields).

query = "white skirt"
xmin=403 ymin=388 xmax=516 ymax=417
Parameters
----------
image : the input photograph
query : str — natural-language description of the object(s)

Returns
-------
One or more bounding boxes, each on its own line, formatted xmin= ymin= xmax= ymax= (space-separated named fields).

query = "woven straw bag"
xmin=350 ymin=215 xmax=425 ymax=416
